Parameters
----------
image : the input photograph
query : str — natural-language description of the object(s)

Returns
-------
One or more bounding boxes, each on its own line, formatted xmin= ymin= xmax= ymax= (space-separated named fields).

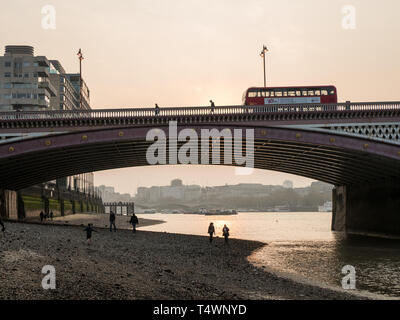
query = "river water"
xmin=137 ymin=212 xmax=400 ymax=298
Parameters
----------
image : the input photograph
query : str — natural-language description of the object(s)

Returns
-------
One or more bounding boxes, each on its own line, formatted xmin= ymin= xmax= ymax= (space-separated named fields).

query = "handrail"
xmin=0 ymin=101 xmax=400 ymax=121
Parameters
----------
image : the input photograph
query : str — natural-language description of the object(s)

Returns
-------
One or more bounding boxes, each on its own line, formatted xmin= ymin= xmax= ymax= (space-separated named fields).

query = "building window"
xmin=24 ymin=73 xmax=29 ymax=78
xmin=4 ymin=61 xmax=11 ymax=67
xmin=23 ymin=62 xmax=30 ymax=67
xmin=4 ymin=72 xmax=11 ymax=77
xmin=2 ymin=83 xmax=11 ymax=89
xmin=3 ymin=94 xmax=12 ymax=99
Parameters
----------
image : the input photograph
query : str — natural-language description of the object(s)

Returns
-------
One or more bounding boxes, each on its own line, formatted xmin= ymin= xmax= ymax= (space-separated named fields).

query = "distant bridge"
xmin=103 ymin=202 xmax=134 ymax=215
xmin=1 ymin=101 xmax=400 ymax=236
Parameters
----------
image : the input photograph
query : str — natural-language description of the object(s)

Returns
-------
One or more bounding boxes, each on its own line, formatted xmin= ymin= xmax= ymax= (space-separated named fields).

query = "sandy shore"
xmin=25 ymin=213 xmax=165 ymax=230
xmin=0 ymin=221 xmax=366 ymax=300
xmin=51 ymin=213 xmax=165 ymax=230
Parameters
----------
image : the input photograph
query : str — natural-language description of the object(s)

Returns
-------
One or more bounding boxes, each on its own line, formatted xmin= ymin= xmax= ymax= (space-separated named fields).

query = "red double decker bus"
xmin=242 ymin=85 xmax=338 ymax=106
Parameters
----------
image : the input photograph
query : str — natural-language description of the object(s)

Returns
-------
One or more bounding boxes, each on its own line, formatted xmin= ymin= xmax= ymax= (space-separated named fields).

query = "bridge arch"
xmin=1 ymin=124 xmax=400 ymax=190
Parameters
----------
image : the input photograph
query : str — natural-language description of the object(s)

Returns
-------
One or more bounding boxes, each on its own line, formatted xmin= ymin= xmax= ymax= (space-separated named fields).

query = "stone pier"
xmin=0 ymin=189 xmax=18 ymax=220
xmin=332 ymin=183 xmax=400 ymax=237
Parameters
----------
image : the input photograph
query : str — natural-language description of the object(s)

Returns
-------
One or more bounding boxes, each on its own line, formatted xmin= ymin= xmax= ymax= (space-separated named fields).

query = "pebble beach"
xmin=0 ymin=218 xmax=367 ymax=300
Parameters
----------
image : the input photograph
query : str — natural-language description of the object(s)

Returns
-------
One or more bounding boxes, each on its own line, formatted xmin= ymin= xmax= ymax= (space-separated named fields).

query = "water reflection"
xmin=138 ymin=212 xmax=400 ymax=297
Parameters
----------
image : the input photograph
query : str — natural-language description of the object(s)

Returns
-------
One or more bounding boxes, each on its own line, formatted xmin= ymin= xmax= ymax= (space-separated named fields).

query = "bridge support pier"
xmin=332 ymin=183 xmax=400 ymax=237
xmin=0 ymin=189 xmax=18 ymax=220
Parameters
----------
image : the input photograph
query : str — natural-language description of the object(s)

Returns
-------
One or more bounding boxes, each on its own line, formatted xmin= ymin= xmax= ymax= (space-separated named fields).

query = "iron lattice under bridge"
xmin=0 ymin=101 xmax=400 ymax=190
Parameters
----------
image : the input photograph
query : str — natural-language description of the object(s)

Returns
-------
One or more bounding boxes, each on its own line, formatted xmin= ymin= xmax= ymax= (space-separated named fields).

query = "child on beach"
xmin=84 ymin=223 xmax=97 ymax=245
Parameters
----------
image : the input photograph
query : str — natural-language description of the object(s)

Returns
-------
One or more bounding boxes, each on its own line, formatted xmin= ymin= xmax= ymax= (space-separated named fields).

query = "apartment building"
xmin=0 ymin=45 xmax=94 ymax=194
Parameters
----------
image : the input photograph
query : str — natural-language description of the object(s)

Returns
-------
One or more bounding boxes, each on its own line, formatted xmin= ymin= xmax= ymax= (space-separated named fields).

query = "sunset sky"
xmin=2 ymin=0 xmax=400 ymax=194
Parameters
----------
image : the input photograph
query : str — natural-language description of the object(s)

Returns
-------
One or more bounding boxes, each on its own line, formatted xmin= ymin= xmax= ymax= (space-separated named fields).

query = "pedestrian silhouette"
xmin=208 ymin=222 xmax=215 ymax=243
xmin=155 ymin=103 xmax=160 ymax=116
xmin=109 ymin=211 xmax=117 ymax=232
xmin=39 ymin=211 xmax=44 ymax=223
xmin=0 ymin=216 xmax=5 ymax=233
xmin=129 ymin=213 xmax=139 ymax=233
xmin=210 ymin=100 xmax=215 ymax=114
xmin=84 ymin=223 xmax=97 ymax=245
xmin=222 ymin=224 xmax=230 ymax=244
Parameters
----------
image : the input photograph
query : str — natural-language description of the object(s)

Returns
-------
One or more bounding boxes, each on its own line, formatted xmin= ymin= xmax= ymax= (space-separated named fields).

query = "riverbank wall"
xmin=0 ymin=185 xmax=104 ymax=221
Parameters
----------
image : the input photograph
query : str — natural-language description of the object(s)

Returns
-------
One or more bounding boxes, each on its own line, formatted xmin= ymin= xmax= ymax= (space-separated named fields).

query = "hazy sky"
xmin=2 ymin=0 xmax=400 ymax=194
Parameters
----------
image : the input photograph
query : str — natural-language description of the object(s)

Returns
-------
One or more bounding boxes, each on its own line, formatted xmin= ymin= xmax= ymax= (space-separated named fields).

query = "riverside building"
xmin=0 ymin=45 xmax=94 ymax=195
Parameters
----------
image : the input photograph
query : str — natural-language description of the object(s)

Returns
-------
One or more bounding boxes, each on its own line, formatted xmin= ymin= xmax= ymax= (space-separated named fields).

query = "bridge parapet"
xmin=1 ymin=102 xmax=400 ymax=131
xmin=0 ymin=101 xmax=400 ymax=120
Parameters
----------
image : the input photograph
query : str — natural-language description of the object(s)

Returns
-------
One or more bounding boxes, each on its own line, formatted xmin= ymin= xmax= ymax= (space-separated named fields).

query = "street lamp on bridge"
xmin=77 ymin=49 xmax=84 ymax=109
xmin=260 ymin=45 xmax=268 ymax=88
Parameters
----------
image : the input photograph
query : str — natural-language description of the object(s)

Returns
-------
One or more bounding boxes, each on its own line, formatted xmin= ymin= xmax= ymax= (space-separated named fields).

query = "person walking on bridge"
xmin=109 ymin=211 xmax=117 ymax=232
xmin=210 ymin=100 xmax=215 ymax=114
xmin=129 ymin=213 xmax=139 ymax=233
xmin=208 ymin=222 xmax=215 ymax=243
xmin=155 ymin=103 xmax=160 ymax=116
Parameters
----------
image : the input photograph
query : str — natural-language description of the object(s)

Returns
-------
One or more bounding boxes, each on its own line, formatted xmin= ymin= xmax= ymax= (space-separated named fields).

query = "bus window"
xmin=269 ymin=92 xmax=274 ymax=97
xmin=314 ymin=90 xmax=321 ymax=96
xmin=248 ymin=92 xmax=257 ymax=98
xmin=265 ymin=91 xmax=270 ymax=97
xmin=302 ymin=91 xmax=308 ymax=96
xmin=257 ymin=91 xmax=262 ymax=97
xmin=283 ymin=91 xmax=288 ymax=97
xmin=329 ymin=90 xmax=335 ymax=95
xmin=275 ymin=92 xmax=282 ymax=97
xmin=288 ymin=91 xmax=296 ymax=97
xmin=321 ymin=90 xmax=328 ymax=96
xmin=308 ymin=90 xmax=314 ymax=96
xmin=296 ymin=91 xmax=301 ymax=96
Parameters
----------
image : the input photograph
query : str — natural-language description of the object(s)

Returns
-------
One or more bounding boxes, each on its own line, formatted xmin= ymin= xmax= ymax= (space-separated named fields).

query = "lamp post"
xmin=77 ymin=49 xmax=84 ymax=109
xmin=260 ymin=45 xmax=268 ymax=88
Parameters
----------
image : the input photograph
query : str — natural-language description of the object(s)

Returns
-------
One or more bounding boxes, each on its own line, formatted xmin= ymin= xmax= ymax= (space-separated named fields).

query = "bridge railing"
xmin=1 ymin=101 xmax=400 ymax=120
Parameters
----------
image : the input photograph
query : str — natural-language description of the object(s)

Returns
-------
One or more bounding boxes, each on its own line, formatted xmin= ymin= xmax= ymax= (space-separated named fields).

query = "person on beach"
xmin=109 ymin=211 xmax=116 ymax=232
xmin=210 ymin=100 xmax=215 ymax=114
xmin=39 ymin=211 xmax=44 ymax=223
xmin=84 ymin=223 xmax=97 ymax=245
xmin=0 ymin=216 xmax=5 ymax=232
xmin=208 ymin=222 xmax=215 ymax=243
xmin=129 ymin=213 xmax=139 ymax=233
xmin=222 ymin=224 xmax=230 ymax=244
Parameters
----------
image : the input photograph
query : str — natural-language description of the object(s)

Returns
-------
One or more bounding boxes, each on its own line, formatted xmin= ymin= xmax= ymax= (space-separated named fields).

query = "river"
xmin=137 ymin=211 xmax=400 ymax=298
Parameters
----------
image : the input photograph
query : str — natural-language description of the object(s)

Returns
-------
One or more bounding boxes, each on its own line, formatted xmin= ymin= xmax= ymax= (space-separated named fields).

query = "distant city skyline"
xmin=3 ymin=0 xmax=400 ymax=194
xmin=95 ymin=166 xmax=316 ymax=196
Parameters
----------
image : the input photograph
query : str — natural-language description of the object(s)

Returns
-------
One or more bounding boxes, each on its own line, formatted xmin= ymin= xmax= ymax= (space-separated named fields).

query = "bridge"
xmin=104 ymin=202 xmax=135 ymax=215
xmin=1 ymin=101 xmax=400 ymax=237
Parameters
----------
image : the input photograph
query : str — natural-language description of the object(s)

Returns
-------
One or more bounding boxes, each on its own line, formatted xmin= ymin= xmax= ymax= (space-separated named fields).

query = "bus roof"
xmin=247 ymin=85 xmax=337 ymax=91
